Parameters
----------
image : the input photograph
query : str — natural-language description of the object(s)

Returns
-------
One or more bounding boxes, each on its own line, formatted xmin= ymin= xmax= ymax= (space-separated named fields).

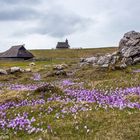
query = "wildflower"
xmin=32 ymin=73 xmax=41 ymax=81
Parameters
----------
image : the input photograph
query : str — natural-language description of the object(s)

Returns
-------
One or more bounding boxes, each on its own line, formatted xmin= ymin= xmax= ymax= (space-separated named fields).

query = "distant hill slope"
xmin=30 ymin=47 xmax=117 ymax=59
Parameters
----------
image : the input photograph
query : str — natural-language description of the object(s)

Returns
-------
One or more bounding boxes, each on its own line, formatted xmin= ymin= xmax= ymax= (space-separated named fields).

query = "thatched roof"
xmin=0 ymin=45 xmax=34 ymax=59
xmin=56 ymin=39 xmax=70 ymax=49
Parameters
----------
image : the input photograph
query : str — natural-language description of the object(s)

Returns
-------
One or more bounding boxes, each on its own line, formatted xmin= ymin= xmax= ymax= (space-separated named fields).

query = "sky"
xmin=0 ymin=0 xmax=140 ymax=51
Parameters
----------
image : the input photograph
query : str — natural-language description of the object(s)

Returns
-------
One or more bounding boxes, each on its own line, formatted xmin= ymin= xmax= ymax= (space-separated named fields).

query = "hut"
xmin=56 ymin=39 xmax=70 ymax=49
xmin=0 ymin=45 xmax=34 ymax=60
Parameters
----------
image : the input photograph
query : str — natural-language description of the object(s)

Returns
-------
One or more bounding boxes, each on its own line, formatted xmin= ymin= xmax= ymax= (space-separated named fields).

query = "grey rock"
xmin=29 ymin=62 xmax=36 ymax=66
xmin=80 ymin=31 xmax=140 ymax=70
xmin=133 ymin=57 xmax=140 ymax=64
xmin=53 ymin=64 xmax=68 ymax=70
xmin=121 ymin=57 xmax=133 ymax=65
xmin=61 ymin=64 xmax=68 ymax=68
xmin=115 ymin=63 xmax=127 ymax=70
xmin=0 ymin=69 xmax=8 ymax=75
xmin=119 ymin=31 xmax=140 ymax=59
xmin=55 ymin=70 xmax=67 ymax=76
xmin=97 ymin=54 xmax=112 ymax=65
xmin=112 ymin=51 xmax=119 ymax=56
xmin=25 ymin=68 xmax=32 ymax=72
xmin=10 ymin=67 xmax=23 ymax=73
xmin=100 ymin=64 xmax=109 ymax=68
xmin=83 ymin=57 xmax=98 ymax=64
xmin=110 ymin=55 xmax=120 ymax=65
xmin=123 ymin=46 xmax=140 ymax=58
xmin=80 ymin=62 xmax=89 ymax=67
xmin=119 ymin=63 xmax=127 ymax=69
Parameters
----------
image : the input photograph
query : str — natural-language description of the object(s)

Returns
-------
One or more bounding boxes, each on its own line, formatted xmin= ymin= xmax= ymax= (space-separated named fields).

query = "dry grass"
xmin=31 ymin=47 xmax=117 ymax=59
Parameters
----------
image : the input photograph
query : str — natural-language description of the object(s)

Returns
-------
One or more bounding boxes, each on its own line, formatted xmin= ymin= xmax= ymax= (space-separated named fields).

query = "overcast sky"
xmin=0 ymin=0 xmax=140 ymax=51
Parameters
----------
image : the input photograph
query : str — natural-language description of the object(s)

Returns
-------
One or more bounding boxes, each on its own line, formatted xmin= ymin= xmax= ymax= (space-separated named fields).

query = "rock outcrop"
xmin=80 ymin=31 xmax=140 ymax=69
xmin=119 ymin=30 xmax=140 ymax=65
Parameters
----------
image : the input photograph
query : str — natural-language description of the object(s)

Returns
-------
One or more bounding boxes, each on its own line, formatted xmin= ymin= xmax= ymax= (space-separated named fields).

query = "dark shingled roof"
xmin=56 ymin=39 xmax=70 ymax=49
xmin=0 ymin=45 xmax=34 ymax=59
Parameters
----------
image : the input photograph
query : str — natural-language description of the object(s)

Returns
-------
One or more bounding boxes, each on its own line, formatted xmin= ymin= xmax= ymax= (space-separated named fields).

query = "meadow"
xmin=0 ymin=48 xmax=140 ymax=140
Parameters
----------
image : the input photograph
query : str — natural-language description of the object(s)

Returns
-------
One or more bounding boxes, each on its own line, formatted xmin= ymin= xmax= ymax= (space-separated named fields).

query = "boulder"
xmin=0 ymin=69 xmax=8 ymax=75
xmin=80 ymin=31 xmax=140 ymax=70
xmin=10 ymin=67 xmax=23 ymax=73
xmin=82 ymin=57 xmax=98 ymax=64
xmin=119 ymin=31 xmax=140 ymax=64
xmin=97 ymin=54 xmax=112 ymax=65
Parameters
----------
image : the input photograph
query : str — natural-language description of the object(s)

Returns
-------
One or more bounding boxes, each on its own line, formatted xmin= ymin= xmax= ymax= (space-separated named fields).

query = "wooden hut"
xmin=0 ymin=45 xmax=34 ymax=60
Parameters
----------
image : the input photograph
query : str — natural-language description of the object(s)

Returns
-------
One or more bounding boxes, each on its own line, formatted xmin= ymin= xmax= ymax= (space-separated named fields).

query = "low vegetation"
xmin=0 ymin=48 xmax=139 ymax=140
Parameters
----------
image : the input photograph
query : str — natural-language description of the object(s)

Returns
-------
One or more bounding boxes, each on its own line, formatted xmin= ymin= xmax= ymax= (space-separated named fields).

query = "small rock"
xmin=80 ymin=58 xmax=85 ymax=63
xmin=112 ymin=51 xmax=119 ymax=56
xmin=29 ymin=62 xmax=36 ymax=66
xmin=53 ymin=65 xmax=64 ymax=70
xmin=25 ymin=68 xmax=32 ymax=72
xmin=100 ymin=64 xmax=109 ymax=68
xmin=121 ymin=57 xmax=133 ymax=65
xmin=0 ymin=69 xmax=8 ymax=75
xmin=133 ymin=57 xmax=140 ymax=64
xmin=120 ymin=63 xmax=127 ymax=69
xmin=110 ymin=55 xmax=120 ymax=65
xmin=83 ymin=57 xmax=98 ymax=64
xmin=10 ymin=67 xmax=23 ymax=73
xmin=115 ymin=63 xmax=127 ymax=70
xmin=55 ymin=70 xmax=67 ymax=76
xmin=61 ymin=64 xmax=68 ymax=68
xmin=97 ymin=54 xmax=112 ymax=65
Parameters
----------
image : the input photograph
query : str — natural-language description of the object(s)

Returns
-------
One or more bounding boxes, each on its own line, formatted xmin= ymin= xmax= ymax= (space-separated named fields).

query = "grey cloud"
xmin=0 ymin=0 xmax=92 ymax=38
xmin=0 ymin=0 xmax=42 ymax=21
xmin=0 ymin=0 xmax=41 ymax=4
xmin=102 ymin=0 xmax=140 ymax=33
xmin=31 ymin=12 xmax=92 ymax=37
xmin=0 ymin=7 xmax=39 ymax=21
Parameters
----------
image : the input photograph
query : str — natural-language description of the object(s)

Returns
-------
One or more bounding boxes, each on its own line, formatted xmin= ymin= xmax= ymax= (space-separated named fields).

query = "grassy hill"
xmin=30 ymin=47 xmax=117 ymax=59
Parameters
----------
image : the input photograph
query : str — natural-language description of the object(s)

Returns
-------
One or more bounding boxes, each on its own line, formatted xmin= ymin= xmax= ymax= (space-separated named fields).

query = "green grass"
xmin=0 ymin=48 xmax=139 ymax=140
xmin=2 ymin=99 xmax=140 ymax=140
